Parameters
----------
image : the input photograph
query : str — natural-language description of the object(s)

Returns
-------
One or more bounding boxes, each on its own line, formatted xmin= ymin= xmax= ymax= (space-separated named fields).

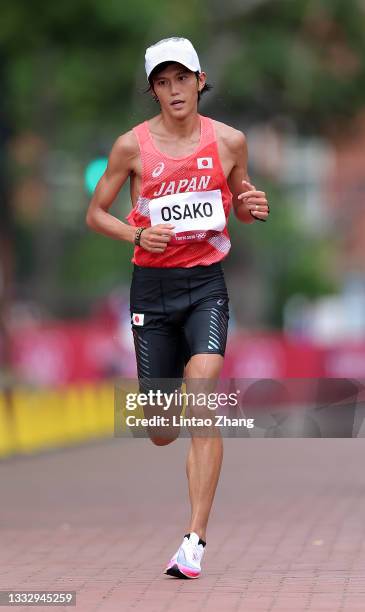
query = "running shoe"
xmin=164 ymin=532 xmax=206 ymax=579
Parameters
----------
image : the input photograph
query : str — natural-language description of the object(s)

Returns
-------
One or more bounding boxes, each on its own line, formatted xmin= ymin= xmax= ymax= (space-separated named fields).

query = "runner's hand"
xmin=238 ymin=180 xmax=270 ymax=222
xmin=140 ymin=224 xmax=175 ymax=253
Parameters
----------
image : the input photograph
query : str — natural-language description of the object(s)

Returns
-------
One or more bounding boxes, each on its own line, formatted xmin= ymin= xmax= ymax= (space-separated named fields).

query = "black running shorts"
xmin=129 ymin=261 xmax=230 ymax=391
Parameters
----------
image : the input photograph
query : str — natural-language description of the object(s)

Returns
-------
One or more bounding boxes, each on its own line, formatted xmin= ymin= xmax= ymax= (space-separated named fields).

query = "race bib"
xmin=149 ymin=189 xmax=225 ymax=244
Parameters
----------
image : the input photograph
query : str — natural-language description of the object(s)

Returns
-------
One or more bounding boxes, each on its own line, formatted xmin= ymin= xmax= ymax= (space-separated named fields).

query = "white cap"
xmin=145 ymin=37 xmax=201 ymax=80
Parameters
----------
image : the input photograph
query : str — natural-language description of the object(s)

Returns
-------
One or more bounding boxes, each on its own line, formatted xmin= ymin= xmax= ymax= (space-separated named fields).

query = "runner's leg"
xmin=181 ymin=263 xmax=229 ymax=541
xmin=130 ymin=266 xmax=187 ymax=446
xmin=184 ymin=354 xmax=224 ymax=541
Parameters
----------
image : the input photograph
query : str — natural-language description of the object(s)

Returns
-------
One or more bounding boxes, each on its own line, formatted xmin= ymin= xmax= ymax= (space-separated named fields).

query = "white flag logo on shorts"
xmin=197 ymin=157 xmax=213 ymax=169
xmin=132 ymin=313 xmax=144 ymax=326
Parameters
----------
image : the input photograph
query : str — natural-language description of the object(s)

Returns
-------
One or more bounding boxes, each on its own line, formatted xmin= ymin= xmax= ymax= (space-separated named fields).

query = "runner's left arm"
xmin=227 ymin=132 xmax=269 ymax=224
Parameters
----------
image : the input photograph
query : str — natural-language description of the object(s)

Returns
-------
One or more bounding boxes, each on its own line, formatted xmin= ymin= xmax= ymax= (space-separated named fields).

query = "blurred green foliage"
xmin=2 ymin=0 xmax=365 ymax=135
xmin=228 ymin=180 xmax=339 ymax=326
xmin=2 ymin=0 xmax=362 ymax=322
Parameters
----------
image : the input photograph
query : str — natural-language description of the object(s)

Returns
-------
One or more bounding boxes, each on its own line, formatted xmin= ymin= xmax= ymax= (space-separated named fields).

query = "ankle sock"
xmin=184 ymin=533 xmax=206 ymax=547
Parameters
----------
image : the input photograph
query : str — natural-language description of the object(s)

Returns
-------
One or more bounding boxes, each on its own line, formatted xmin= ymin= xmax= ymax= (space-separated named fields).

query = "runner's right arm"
xmin=86 ymin=132 xmax=140 ymax=243
xmin=86 ymin=131 xmax=174 ymax=252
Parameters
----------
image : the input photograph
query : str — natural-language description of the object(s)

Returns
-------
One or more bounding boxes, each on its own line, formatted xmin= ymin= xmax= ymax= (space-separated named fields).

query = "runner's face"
xmin=151 ymin=63 xmax=206 ymax=116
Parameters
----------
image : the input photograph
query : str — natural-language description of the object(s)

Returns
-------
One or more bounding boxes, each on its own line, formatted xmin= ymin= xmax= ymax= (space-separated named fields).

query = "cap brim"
xmin=147 ymin=60 xmax=199 ymax=80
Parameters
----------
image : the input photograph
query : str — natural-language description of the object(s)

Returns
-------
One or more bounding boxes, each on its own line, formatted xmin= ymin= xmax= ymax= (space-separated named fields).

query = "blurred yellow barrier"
xmin=0 ymin=392 xmax=16 ymax=457
xmin=0 ymin=380 xmax=188 ymax=458
xmin=0 ymin=381 xmax=116 ymax=458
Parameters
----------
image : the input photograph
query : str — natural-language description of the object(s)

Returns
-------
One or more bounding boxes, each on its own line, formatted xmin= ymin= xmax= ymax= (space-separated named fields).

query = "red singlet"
xmin=126 ymin=114 xmax=233 ymax=268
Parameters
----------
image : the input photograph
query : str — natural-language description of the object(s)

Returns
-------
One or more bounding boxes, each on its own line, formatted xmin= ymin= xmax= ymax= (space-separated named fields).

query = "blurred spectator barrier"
xmin=0 ymin=382 xmax=115 ymax=459
xmin=8 ymin=321 xmax=365 ymax=385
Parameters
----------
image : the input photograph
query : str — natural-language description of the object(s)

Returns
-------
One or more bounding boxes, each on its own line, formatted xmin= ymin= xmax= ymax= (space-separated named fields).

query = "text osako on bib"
xmin=149 ymin=189 xmax=226 ymax=244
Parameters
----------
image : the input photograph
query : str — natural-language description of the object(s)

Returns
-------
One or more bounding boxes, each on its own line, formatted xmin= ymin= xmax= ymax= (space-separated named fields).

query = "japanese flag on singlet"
xmin=148 ymin=189 xmax=226 ymax=244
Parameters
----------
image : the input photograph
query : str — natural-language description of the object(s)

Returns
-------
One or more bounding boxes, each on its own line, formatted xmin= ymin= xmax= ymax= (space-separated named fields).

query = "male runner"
xmin=86 ymin=37 xmax=269 ymax=579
